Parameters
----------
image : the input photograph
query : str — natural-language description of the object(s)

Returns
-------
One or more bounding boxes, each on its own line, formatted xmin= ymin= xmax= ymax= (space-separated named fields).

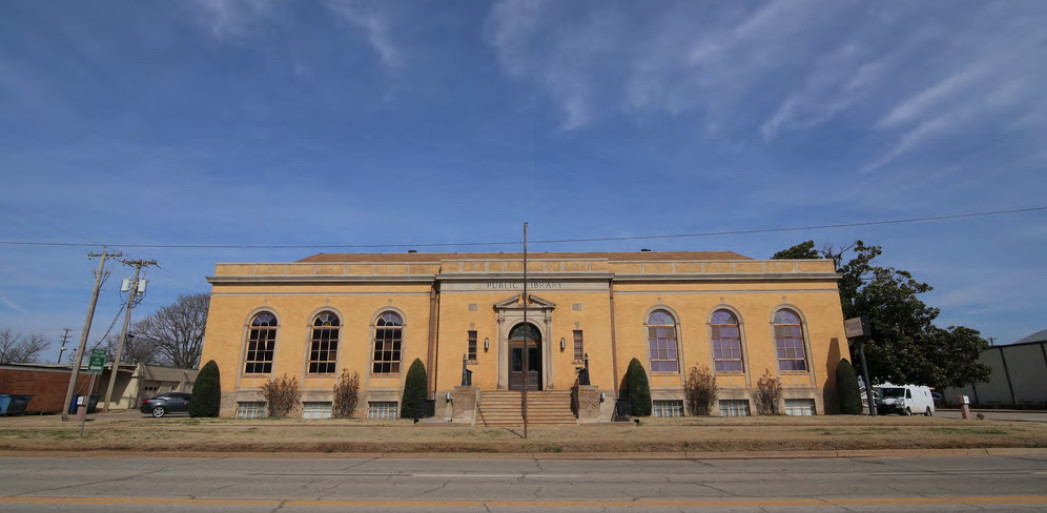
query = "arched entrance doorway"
xmin=508 ymin=323 xmax=541 ymax=391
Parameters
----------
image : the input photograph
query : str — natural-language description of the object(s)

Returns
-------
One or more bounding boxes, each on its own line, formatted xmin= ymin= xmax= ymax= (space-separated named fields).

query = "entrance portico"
xmin=494 ymin=294 xmax=556 ymax=390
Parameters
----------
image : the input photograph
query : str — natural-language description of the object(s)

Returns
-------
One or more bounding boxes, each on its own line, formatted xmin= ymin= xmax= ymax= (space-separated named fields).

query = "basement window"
xmin=785 ymin=399 xmax=816 ymax=416
xmin=236 ymin=402 xmax=267 ymax=419
xmin=303 ymin=402 xmax=333 ymax=419
xmin=653 ymin=400 xmax=683 ymax=418
xmin=719 ymin=400 xmax=751 ymax=417
xmin=368 ymin=401 xmax=398 ymax=419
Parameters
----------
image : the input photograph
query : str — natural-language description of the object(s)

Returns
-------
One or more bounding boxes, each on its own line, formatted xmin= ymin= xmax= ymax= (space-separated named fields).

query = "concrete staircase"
xmin=476 ymin=390 xmax=576 ymax=427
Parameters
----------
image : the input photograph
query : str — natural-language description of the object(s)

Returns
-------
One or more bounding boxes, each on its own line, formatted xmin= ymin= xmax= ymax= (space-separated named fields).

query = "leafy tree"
xmin=401 ymin=359 xmax=428 ymax=419
xmin=625 ymin=358 xmax=652 ymax=416
xmin=835 ymin=358 xmax=862 ymax=414
xmin=772 ymin=240 xmax=991 ymax=389
xmin=770 ymin=240 xmax=821 ymax=260
xmin=190 ymin=360 xmax=221 ymax=417
xmin=131 ymin=293 xmax=209 ymax=368
xmin=0 ymin=329 xmax=49 ymax=364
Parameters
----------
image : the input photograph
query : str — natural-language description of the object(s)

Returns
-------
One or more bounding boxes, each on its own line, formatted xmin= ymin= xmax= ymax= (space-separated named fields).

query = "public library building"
xmin=199 ymin=251 xmax=852 ymax=423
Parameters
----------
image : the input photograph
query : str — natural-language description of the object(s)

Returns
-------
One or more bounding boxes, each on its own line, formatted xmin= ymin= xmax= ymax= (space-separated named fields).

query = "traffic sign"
xmin=90 ymin=349 xmax=106 ymax=357
xmin=88 ymin=355 xmax=105 ymax=372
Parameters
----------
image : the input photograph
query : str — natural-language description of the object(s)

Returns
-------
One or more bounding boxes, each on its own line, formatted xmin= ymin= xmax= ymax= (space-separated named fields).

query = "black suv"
xmin=140 ymin=392 xmax=191 ymax=417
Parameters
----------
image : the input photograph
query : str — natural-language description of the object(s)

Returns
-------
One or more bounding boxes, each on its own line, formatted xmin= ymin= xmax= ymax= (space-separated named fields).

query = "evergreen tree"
xmin=625 ymin=358 xmax=652 ymax=416
xmin=835 ymin=358 xmax=863 ymax=415
xmin=401 ymin=359 xmax=428 ymax=419
xmin=189 ymin=360 xmax=221 ymax=417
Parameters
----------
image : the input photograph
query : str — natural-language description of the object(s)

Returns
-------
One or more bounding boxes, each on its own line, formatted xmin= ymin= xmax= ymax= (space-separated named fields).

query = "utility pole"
xmin=521 ymin=222 xmax=529 ymax=439
xmin=57 ymin=328 xmax=72 ymax=364
xmin=103 ymin=259 xmax=157 ymax=413
xmin=62 ymin=249 xmax=121 ymax=421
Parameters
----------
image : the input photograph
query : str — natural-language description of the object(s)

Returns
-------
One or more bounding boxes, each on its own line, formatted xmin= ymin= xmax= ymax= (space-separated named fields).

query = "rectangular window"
xmin=372 ymin=327 xmax=403 ymax=374
xmin=244 ymin=326 xmax=276 ymax=374
xmin=308 ymin=326 xmax=338 ymax=374
xmin=653 ymin=400 xmax=683 ymax=418
xmin=712 ymin=324 xmax=743 ymax=372
xmin=648 ymin=326 xmax=679 ymax=373
xmin=368 ymin=401 xmax=398 ymax=419
xmin=467 ymin=330 xmax=477 ymax=361
xmin=775 ymin=325 xmax=808 ymax=371
xmin=785 ymin=399 xmax=816 ymax=416
xmin=573 ymin=330 xmax=584 ymax=362
xmin=236 ymin=402 xmax=267 ymax=419
xmin=303 ymin=402 xmax=333 ymax=419
xmin=719 ymin=400 xmax=751 ymax=417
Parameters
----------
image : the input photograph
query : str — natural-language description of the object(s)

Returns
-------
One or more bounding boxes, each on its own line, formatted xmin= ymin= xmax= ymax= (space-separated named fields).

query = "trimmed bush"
xmin=625 ymin=358 xmax=652 ymax=416
xmin=332 ymin=368 xmax=360 ymax=419
xmin=401 ymin=358 xmax=428 ymax=419
xmin=684 ymin=365 xmax=718 ymax=416
xmin=189 ymin=360 xmax=221 ymax=417
xmin=836 ymin=358 xmax=863 ymax=414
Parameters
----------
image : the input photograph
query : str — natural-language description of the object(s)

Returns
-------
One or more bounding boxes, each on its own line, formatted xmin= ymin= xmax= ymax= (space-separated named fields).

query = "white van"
xmin=875 ymin=384 xmax=935 ymax=416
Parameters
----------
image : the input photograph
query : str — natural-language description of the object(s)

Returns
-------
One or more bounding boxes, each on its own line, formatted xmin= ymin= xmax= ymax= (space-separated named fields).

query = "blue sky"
xmin=1 ymin=0 xmax=1045 ymax=363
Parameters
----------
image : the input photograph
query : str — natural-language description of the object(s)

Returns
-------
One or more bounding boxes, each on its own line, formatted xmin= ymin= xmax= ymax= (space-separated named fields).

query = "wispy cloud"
xmin=325 ymin=0 xmax=403 ymax=71
xmin=0 ymin=296 xmax=28 ymax=315
xmin=190 ymin=0 xmax=273 ymax=39
xmin=484 ymin=0 xmax=1047 ymax=179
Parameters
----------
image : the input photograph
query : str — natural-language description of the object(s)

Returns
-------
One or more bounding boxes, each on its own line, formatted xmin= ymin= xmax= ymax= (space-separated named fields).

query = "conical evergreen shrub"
xmin=401 ymin=359 xmax=428 ymax=419
xmin=836 ymin=358 xmax=863 ymax=414
xmin=625 ymin=358 xmax=652 ymax=416
xmin=190 ymin=360 xmax=221 ymax=417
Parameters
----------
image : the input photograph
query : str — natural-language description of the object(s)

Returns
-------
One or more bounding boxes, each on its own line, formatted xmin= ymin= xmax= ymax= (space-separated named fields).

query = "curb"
xmin=3 ymin=447 xmax=1045 ymax=460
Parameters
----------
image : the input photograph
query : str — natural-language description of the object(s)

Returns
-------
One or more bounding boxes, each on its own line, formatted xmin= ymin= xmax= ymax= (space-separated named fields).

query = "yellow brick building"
xmin=200 ymin=251 xmax=851 ymax=420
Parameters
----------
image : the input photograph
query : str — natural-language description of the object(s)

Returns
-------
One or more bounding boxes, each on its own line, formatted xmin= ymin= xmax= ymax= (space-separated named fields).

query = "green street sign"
xmin=90 ymin=349 xmax=106 ymax=358
xmin=88 ymin=355 xmax=105 ymax=372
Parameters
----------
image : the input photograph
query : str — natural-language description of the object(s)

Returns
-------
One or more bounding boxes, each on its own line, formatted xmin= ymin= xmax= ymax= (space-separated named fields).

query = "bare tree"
xmin=0 ymin=329 xmax=50 ymax=364
xmin=103 ymin=333 xmax=160 ymax=365
xmin=131 ymin=293 xmax=209 ymax=369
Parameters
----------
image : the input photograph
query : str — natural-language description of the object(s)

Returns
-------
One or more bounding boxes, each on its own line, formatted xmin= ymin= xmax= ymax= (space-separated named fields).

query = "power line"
xmin=1 ymin=205 xmax=1044 ymax=250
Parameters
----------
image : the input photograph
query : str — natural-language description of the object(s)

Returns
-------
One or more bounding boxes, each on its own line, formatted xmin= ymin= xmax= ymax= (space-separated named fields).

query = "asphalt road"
xmin=0 ymin=452 xmax=1045 ymax=512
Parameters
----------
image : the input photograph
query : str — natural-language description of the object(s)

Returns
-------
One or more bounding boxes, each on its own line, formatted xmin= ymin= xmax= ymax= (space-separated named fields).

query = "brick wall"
xmin=0 ymin=367 xmax=97 ymax=413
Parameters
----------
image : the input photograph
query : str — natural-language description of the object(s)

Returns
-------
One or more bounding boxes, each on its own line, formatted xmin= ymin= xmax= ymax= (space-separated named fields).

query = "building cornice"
xmin=207 ymin=271 xmax=842 ymax=285
xmin=206 ymin=275 xmax=438 ymax=285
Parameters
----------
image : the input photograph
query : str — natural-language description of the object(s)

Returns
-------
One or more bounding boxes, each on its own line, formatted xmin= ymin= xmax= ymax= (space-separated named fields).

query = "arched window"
xmin=773 ymin=309 xmax=808 ymax=371
xmin=646 ymin=310 xmax=679 ymax=373
xmin=308 ymin=311 xmax=340 ymax=374
xmin=372 ymin=311 xmax=403 ymax=374
xmin=711 ymin=310 xmax=743 ymax=372
xmin=244 ymin=311 xmax=277 ymax=374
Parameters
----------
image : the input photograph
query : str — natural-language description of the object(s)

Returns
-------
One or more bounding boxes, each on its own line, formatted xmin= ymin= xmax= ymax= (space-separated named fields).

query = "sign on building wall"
xmin=843 ymin=316 xmax=871 ymax=338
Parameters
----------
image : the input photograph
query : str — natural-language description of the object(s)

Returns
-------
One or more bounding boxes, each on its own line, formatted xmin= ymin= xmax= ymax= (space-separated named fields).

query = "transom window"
xmin=646 ymin=310 xmax=679 ymax=373
xmin=711 ymin=310 xmax=743 ymax=373
xmin=372 ymin=312 xmax=403 ymax=374
xmin=308 ymin=311 xmax=340 ymax=374
xmin=244 ymin=311 xmax=277 ymax=374
xmin=773 ymin=309 xmax=808 ymax=372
